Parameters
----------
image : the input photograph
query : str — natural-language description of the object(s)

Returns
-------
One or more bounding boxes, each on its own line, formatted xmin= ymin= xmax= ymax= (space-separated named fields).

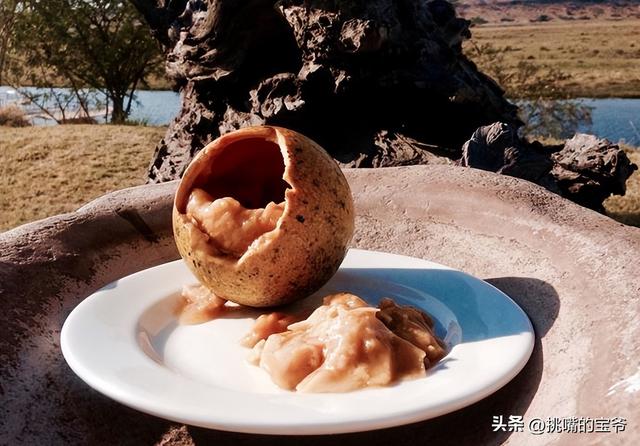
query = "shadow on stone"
xmin=485 ymin=276 xmax=560 ymax=337
xmin=54 ymin=369 xmax=173 ymax=445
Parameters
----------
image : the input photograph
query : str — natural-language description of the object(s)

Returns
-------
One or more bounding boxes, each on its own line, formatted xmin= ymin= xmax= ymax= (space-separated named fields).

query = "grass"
xmin=0 ymin=105 xmax=31 ymax=127
xmin=0 ymin=125 xmax=165 ymax=231
xmin=466 ymin=19 xmax=640 ymax=98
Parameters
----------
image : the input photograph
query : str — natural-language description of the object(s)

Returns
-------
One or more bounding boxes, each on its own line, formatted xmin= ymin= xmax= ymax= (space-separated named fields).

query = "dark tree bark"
xmin=551 ymin=134 xmax=637 ymax=211
xmin=131 ymin=0 xmax=519 ymax=182
xmin=111 ymin=94 xmax=126 ymax=124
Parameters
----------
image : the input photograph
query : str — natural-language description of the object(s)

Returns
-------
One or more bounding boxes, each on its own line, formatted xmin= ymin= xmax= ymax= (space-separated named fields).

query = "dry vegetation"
xmin=465 ymin=19 xmax=640 ymax=98
xmin=604 ymin=149 xmax=640 ymax=227
xmin=0 ymin=125 xmax=165 ymax=231
xmin=0 ymin=105 xmax=31 ymax=127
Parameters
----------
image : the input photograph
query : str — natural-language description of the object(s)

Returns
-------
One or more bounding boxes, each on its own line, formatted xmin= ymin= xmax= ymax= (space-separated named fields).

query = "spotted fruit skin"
xmin=173 ymin=126 xmax=354 ymax=307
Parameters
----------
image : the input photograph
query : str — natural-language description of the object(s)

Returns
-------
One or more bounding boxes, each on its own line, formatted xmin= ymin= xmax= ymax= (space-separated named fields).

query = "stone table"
xmin=1 ymin=165 xmax=638 ymax=445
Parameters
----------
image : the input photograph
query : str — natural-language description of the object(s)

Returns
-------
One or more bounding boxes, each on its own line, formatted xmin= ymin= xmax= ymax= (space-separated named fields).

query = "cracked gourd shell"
xmin=173 ymin=126 xmax=354 ymax=307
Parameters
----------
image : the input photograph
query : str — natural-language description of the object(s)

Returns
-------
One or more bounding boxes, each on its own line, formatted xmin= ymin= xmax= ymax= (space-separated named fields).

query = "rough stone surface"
xmin=346 ymin=131 xmax=455 ymax=168
xmin=459 ymin=122 xmax=637 ymax=211
xmin=1 ymin=166 xmax=639 ymax=445
xmin=130 ymin=0 xmax=519 ymax=181
xmin=459 ymin=122 xmax=554 ymax=184
xmin=551 ymin=133 xmax=637 ymax=211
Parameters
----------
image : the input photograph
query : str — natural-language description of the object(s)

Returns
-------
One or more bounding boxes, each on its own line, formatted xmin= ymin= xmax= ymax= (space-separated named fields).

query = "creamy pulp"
xmin=248 ymin=293 xmax=447 ymax=392
xmin=178 ymin=287 xmax=447 ymax=393
xmin=185 ymin=188 xmax=284 ymax=258
xmin=179 ymin=284 xmax=227 ymax=324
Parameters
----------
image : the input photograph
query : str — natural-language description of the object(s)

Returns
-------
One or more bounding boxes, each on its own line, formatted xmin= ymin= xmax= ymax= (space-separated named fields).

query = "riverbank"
xmin=465 ymin=19 xmax=640 ymax=98
xmin=1 ymin=125 xmax=638 ymax=232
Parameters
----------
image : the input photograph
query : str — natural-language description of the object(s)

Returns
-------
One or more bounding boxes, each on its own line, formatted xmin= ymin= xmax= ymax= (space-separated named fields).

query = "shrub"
xmin=122 ymin=117 xmax=151 ymax=126
xmin=0 ymin=105 xmax=30 ymax=127
xmin=531 ymin=14 xmax=552 ymax=23
xmin=470 ymin=16 xmax=488 ymax=26
xmin=61 ymin=116 xmax=97 ymax=125
xmin=466 ymin=42 xmax=592 ymax=139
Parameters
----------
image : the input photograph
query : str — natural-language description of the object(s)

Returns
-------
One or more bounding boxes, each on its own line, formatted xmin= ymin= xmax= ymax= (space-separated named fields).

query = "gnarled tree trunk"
xmin=131 ymin=0 xmax=519 ymax=182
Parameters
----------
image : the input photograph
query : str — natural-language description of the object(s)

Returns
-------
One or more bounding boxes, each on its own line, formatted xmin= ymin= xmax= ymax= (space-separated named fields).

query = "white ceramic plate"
xmin=61 ymin=248 xmax=534 ymax=435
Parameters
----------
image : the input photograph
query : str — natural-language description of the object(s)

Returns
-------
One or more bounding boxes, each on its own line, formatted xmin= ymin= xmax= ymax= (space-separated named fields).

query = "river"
xmin=1 ymin=86 xmax=639 ymax=146
xmin=577 ymin=98 xmax=640 ymax=147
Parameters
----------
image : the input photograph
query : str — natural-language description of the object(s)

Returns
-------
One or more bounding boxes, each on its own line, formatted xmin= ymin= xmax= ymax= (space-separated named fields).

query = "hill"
xmin=454 ymin=0 xmax=640 ymax=25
